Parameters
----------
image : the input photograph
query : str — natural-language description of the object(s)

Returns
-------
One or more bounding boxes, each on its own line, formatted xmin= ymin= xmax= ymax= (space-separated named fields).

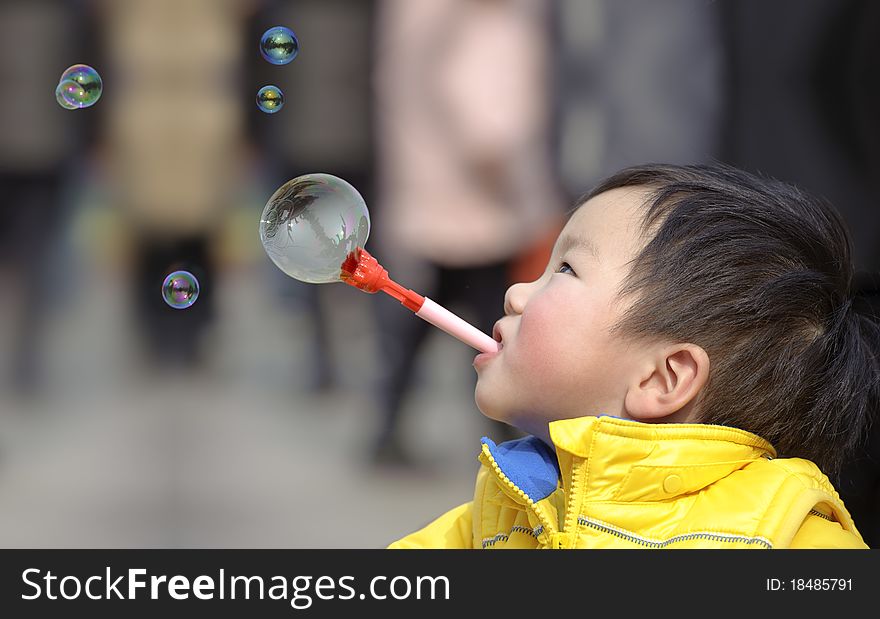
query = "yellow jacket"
xmin=389 ymin=416 xmax=867 ymax=549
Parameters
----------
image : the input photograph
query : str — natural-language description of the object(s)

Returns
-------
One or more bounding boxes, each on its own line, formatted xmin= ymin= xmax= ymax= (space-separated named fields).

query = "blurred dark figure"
xmin=130 ymin=238 xmax=214 ymax=370
xmin=720 ymin=0 xmax=880 ymax=547
xmin=97 ymin=0 xmax=250 ymax=371
xmin=552 ymin=0 xmax=722 ymax=200
xmin=553 ymin=0 xmax=880 ymax=545
xmin=0 ymin=0 xmax=94 ymax=395
xmin=369 ymin=0 xmax=566 ymax=466
xmin=247 ymin=0 xmax=377 ymax=392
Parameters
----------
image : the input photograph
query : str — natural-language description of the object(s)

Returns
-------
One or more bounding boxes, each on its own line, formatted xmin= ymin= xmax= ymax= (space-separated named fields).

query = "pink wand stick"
xmin=340 ymin=248 xmax=501 ymax=354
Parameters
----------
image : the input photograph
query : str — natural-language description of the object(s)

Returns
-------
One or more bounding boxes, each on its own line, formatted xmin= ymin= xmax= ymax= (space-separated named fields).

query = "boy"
xmin=388 ymin=163 xmax=876 ymax=549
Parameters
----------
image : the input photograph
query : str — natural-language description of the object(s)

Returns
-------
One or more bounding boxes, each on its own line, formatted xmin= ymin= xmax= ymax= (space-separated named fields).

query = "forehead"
xmin=560 ymin=186 xmax=652 ymax=256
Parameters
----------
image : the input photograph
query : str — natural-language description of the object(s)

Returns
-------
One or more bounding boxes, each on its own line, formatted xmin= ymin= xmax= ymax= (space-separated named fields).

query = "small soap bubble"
xmin=162 ymin=271 xmax=200 ymax=310
xmin=260 ymin=26 xmax=299 ymax=65
xmin=55 ymin=81 xmax=78 ymax=110
xmin=256 ymin=85 xmax=284 ymax=114
xmin=57 ymin=79 xmax=86 ymax=108
xmin=56 ymin=63 xmax=102 ymax=109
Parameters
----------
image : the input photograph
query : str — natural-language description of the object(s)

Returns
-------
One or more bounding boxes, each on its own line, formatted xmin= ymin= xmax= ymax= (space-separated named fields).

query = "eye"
xmin=556 ymin=261 xmax=575 ymax=276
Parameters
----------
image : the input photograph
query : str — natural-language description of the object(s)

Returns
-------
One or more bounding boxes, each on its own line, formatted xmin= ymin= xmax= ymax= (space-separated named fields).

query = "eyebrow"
xmin=555 ymin=234 xmax=600 ymax=262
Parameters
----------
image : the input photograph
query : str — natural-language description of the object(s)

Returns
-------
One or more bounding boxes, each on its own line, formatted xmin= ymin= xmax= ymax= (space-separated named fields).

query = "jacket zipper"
xmin=480 ymin=445 xmax=555 ymax=545
xmin=482 ymin=525 xmax=545 ymax=548
xmin=577 ymin=515 xmax=773 ymax=548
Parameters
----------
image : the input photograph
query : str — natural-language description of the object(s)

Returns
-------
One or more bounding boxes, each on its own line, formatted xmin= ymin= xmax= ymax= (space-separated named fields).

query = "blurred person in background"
xmin=0 ymin=0 xmax=93 ymax=397
xmin=369 ymin=0 xmax=567 ymax=467
xmin=247 ymin=0 xmax=377 ymax=393
xmin=552 ymin=0 xmax=722 ymax=201
xmin=552 ymin=0 xmax=879 ymax=546
xmin=97 ymin=0 xmax=250 ymax=371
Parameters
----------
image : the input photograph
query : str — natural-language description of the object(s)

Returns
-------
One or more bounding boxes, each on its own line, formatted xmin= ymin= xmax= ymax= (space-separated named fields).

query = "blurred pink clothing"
xmin=373 ymin=0 xmax=564 ymax=269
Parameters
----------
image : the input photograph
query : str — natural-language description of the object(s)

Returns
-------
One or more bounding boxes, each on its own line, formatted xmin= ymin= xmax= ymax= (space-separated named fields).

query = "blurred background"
xmin=0 ymin=0 xmax=878 ymax=548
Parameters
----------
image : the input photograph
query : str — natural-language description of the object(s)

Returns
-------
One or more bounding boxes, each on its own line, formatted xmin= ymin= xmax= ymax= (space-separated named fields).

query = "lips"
xmin=475 ymin=322 xmax=505 ymax=368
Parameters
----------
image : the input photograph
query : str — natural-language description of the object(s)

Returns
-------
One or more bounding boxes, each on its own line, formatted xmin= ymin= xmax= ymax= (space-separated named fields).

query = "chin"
xmin=474 ymin=384 xmax=506 ymax=424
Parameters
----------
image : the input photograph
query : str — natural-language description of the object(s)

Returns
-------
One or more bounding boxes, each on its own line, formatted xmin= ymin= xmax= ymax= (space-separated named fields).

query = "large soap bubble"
xmin=259 ymin=174 xmax=370 ymax=284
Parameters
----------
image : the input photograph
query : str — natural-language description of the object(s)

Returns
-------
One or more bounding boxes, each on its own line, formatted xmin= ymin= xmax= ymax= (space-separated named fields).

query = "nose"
xmin=504 ymin=280 xmax=532 ymax=315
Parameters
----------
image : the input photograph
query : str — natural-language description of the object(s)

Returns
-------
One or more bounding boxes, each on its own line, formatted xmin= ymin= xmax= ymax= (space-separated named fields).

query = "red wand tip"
xmin=339 ymin=247 xmax=382 ymax=292
xmin=339 ymin=248 xmax=424 ymax=312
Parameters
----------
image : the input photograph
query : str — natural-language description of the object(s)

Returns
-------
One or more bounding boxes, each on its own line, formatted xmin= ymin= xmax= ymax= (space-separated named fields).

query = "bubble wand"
xmin=259 ymin=174 xmax=501 ymax=354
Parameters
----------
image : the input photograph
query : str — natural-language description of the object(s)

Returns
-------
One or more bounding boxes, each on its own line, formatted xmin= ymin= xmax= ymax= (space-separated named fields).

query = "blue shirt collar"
xmin=480 ymin=435 xmax=561 ymax=502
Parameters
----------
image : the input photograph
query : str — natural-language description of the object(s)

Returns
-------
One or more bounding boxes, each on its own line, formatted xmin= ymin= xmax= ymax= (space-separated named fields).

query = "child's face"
xmin=474 ymin=186 xmax=665 ymax=441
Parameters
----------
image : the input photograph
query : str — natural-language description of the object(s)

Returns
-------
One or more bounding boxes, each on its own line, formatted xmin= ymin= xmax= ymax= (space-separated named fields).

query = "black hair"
xmin=584 ymin=162 xmax=880 ymax=480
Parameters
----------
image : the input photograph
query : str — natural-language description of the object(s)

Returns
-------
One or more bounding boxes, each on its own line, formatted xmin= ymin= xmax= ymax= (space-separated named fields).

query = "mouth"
xmin=475 ymin=321 xmax=505 ymax=369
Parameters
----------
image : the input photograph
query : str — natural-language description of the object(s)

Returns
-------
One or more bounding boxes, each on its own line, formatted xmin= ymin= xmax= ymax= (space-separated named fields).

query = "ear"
xmin=624 ymin=344 xmax=710 ymax=423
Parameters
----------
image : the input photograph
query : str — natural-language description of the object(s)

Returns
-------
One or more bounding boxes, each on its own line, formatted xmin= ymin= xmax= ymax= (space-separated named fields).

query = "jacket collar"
xmin=483 ymin=416 xmax=777 ymax=505
xmin=549 ymin=416 xmax=777 ymax=502
xmin=480 ymin=435 xmax=560 ymax=502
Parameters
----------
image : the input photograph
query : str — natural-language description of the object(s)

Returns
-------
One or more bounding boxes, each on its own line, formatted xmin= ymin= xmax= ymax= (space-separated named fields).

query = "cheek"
xmin=513 ymin=310 xmax=559 ymax=377
xmin=510 ymin=291 xmax=592 ymax=382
